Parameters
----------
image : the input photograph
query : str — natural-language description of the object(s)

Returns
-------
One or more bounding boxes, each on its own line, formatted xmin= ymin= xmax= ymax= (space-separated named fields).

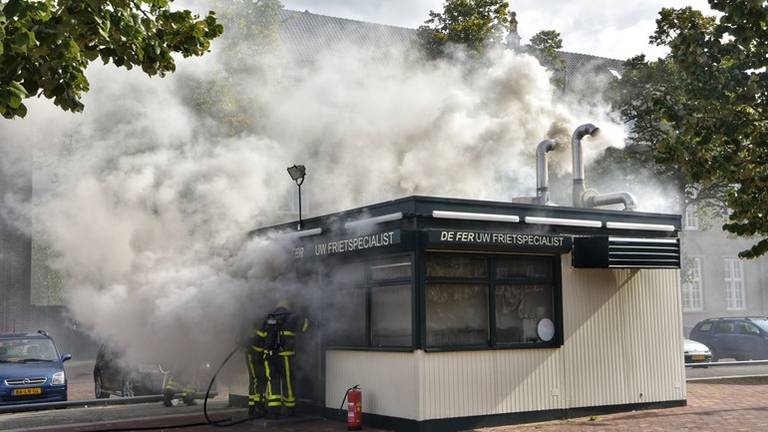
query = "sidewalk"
xmin=479 ymin=377 xmax=768 ymax=432
xmin=17 ymin=377 xmax=768 ymax=431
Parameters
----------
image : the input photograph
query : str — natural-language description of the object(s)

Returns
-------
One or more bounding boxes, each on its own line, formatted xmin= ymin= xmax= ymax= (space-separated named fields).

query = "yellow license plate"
xmin=12 ymin=387 xmax=42 ymax=396
xmin=691 ymin=355 xmax=706 ymax=361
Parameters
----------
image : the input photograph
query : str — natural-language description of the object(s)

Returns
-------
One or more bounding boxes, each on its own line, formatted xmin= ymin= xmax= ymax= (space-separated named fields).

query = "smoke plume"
xmin=0 ymin=10 xmax=670 ymax=369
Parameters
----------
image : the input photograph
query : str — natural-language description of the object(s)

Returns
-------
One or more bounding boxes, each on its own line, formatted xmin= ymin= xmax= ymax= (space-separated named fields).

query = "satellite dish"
xmin=537 ymin=318 xmax=555 ymax=342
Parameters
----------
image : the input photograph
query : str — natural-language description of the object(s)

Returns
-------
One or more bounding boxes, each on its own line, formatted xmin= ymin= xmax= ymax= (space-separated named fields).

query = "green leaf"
xmin=12 ymin=31 xmax=29 ymax=48
xmin=8 ymin=93 xmax=21 ymax=109
xmin=3 ymin=0 xmax=22 ymax=19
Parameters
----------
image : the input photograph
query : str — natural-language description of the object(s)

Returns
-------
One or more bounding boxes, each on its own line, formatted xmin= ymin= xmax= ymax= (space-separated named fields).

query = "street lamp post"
xmin=286 ymin=164 xmax=306 ymax=230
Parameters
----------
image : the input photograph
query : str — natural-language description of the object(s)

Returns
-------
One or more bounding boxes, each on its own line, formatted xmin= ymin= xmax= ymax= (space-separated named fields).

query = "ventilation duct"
xmin=571 ymin=123 xmax=637 ymax=211
xmin=536 ymin=139 xmax=558 ymax=205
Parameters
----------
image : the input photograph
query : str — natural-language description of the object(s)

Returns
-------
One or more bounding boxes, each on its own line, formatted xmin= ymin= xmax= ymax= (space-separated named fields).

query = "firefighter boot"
xmin=248 ymin=404 xmax=267 ymax=418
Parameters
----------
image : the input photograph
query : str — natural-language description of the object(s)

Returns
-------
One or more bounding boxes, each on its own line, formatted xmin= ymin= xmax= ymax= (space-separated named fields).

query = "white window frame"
xmin=682 ymin=256 xmax=703 ymax=312
xmin=684 ymin=203 xmax=699 ymax=230
xmin=724 ymin=257 xmax=746 ymax=311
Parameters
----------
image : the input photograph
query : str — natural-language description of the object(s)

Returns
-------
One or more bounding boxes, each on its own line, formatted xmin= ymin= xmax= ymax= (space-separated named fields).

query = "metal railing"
xmin=685 ymin=359 xmax=768 ymax=367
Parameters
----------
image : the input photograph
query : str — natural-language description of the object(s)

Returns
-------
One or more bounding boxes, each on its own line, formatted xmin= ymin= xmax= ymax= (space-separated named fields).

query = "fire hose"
xmin=84 ymin=344 xmax=252 ymax=431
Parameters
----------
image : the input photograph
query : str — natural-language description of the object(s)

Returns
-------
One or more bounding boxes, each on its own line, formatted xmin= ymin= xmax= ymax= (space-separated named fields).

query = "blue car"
xmin=0 ymin=331 xmax=72 ymax=405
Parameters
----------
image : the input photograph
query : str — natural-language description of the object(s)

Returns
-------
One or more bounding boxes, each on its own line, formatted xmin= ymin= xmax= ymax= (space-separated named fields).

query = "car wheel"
xmin=94 ymin=374 xmax=109 ymax=399
xmin=122 ymin=378 xmax=136 ymax=398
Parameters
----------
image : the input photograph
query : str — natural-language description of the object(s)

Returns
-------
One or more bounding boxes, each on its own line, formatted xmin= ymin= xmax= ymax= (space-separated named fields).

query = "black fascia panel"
xmin=573 ymin=236 xmax=681 ymax=269
xmin=249 ymin=195 xmax=682 ymax=240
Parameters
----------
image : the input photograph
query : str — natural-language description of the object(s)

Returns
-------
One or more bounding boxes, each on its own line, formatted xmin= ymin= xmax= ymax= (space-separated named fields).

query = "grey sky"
xmin=282 ymin=0 xmax=712 ymax=59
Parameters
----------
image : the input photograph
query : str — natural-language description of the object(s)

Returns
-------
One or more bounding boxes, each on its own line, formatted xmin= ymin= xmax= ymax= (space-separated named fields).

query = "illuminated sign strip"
xmin=432 ymin=210 xmax=520 ymax=223
xmin=606 ymin=221 xmax=676 ymax=232
xmin=345 ymin=212 xmax=403 ymax=230
xmin=276 ymin=228 xmax=323 ymax=240
xmin=525 ymin=216 xmax=602 ymax=228
xmin=608 ymin=237 xmax=679 ymax=244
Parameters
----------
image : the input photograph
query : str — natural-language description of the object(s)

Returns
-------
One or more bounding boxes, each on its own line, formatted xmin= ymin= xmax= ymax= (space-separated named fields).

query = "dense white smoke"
xmin=0 ymin=13 xmax=667 ymax=368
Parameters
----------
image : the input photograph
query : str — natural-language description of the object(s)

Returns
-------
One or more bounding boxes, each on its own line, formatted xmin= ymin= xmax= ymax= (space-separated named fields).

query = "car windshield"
xmin=750 ymin=319 xmax=768 ymax=333
xmin=0 ymin=339 xmax=58 ymax=363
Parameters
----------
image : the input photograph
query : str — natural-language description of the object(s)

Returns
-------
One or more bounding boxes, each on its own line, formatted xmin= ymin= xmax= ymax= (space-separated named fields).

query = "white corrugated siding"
xmin=325 ymin=350 xmax=420 ymax=419
xmin=560 ymin=256 xmax=686 ymax=409
xmin=419 ymin=348 xmax=564 ymax=419
xmin=326 ymin=253 xmax=686 ymax=421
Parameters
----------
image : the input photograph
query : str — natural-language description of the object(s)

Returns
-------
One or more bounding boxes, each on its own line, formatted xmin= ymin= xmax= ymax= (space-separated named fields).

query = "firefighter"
xmin=163 ymin=363 xmax=198 ymax=407
xmin=248 ymin=300 xmax=309 ymax=419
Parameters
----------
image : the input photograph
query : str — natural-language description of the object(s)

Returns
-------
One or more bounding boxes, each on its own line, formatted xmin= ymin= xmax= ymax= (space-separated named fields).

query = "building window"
xmin=684 ymin=203 xmax=699 ymax=230
xmin=324 ymin=255 xmax=413 ymax=349
xmin=682 ymin=257 xmax=703 ymax=312
xmin=724 ymin=258 xmax=745 ymax=310
xmin=425 ymin=253 xmax=560 ymax=349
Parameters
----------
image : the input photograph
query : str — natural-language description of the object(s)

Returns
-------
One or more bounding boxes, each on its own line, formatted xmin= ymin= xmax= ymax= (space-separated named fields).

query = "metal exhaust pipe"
xmin=587 ymin=191 xmax=638 ymax=211
xmin=571 ymin=123 xmax=599 ymax=207
xmin=536 ymin=139 xmax=558 ymax=205
xmin=571 ymin=123 xmax=638 ymax=211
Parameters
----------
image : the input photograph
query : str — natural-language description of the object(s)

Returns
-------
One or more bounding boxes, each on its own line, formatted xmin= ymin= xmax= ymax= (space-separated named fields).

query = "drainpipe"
xmin=536 ymin=139 xmax=558 ymax=205
xmin=571 ymin=123 xmax=638 ymax=211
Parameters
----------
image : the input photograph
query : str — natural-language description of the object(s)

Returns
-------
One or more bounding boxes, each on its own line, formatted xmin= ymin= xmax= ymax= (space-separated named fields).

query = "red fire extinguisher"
xmin=343 ymin=385 xmax=362 ymax=430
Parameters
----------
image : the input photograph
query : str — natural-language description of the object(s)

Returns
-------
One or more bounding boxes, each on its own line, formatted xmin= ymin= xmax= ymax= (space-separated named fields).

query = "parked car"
xmin=93 ymin=345 xmax=166 ymax=398
xmin=690 ymin=317 xmax=768 ymax=361
xmin=93 ymin=346 xmax=213 ymax=401
xmin=0 ymin=330 xmax=72 ymax=405
xmin=683 ymin=338 xmax=712 ymax=364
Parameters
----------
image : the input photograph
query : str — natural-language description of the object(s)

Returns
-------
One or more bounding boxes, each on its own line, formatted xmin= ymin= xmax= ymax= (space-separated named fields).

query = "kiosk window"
xmin=425 ymin=253 xmax=560 ymax=349
xmin=325 ymin=263 xmax=367 ymax=346
xmin=371 ymin=284 xmax=412 ymax=346
xmin=427 ymin=255 xmax=487 ymax=278
xmin=426 ymin=284 xmax=488 ymax=346
xmin=325 ymin=255 xmax=414 ymax=349
xmin=495 ymin=284 xmax=553 ymax=344
xmin=371 ymin=261 xmax=412 ymax=281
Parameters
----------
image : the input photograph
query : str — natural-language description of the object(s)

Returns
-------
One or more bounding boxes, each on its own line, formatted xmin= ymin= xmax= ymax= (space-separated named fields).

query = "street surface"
xmin=4 ymin=361 xmax=768 ymax=431
xmin=482 ymin=376 xmax=768 ymax=432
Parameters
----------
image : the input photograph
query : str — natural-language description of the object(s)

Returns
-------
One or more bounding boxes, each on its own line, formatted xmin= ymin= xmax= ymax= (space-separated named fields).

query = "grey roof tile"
xmin=275 ymin=9 xmax=624 ymax=87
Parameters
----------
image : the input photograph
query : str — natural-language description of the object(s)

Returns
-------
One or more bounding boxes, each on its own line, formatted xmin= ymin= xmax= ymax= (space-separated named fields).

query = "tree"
xmin=417 ymin=0 xmax=514 ymax=59
xmin=528 ymin=29 xmax=565 ymax=88
xmin=613 ymin=3 xmax=768 ymax=258
xmin=212 ymin=0 xmax=282 ymax=73
xmin=0 ymin=0 xmax=224 ymax=119
xmin=182 ymin=0 xmax=283 ymax=136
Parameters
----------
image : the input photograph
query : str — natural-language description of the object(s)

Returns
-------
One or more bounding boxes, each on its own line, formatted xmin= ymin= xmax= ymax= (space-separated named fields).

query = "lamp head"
xmin=287 ymin=164 xmax=306 ymax=185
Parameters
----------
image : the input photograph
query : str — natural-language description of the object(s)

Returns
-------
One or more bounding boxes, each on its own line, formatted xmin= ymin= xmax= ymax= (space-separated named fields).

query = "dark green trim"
xmin=325 ymin=346 xmax=414 ymax=352
xmin=314 ymin=399 xmax=687 ymax=432
xmin=421 ymin=252 xmax=563 ymax=351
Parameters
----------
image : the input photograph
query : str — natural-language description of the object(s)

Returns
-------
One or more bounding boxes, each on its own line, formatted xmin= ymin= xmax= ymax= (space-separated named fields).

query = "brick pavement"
xmin=476 ymin=377 xmax=768 ymax=432
xmin=14 ymin=378 xmax=768 ymax=432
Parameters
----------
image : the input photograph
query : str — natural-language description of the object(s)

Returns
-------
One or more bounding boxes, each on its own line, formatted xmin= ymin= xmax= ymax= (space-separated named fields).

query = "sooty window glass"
xmin=368 ymin=256 xmax=413 ymax=348
xmin=325 ymin=263 xmax=366 ymax=346
xmin=371 ymin=260 xmax=412 ymax=281
xmin=425 ymin=253 xmax=559 ymax=349
xmin=496 ymin=284 xmax=554 ymax=344
xmin=371 ymin=284 xmax=412 ymax=346
xmin=427 ymin=255 xmax=487 ymax=278
xmin=426 ymin=284 xmax=488 ymax=346
xmin=495 ymin=257 xmax=552 ymax=281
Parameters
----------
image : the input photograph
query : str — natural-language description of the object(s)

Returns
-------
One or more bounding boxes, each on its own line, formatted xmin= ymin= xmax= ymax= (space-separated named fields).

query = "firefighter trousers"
xmin=264 ymin=351 xmax=296 ymax=414
xmin=246 ymin=346 xmax=267 ymax=411
xmin=247 ymin=348 xmax=296 ymax=415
